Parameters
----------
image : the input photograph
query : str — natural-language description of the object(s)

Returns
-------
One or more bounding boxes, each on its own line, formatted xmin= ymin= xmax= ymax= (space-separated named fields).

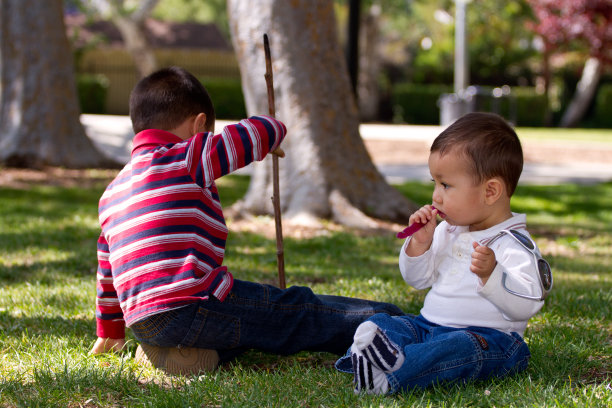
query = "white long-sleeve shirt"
xmin=399 ymin=213 xmax=544 ymax=337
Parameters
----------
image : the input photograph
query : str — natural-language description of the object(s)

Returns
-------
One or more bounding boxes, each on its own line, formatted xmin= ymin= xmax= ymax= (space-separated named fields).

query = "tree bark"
xmin=114 ymin=16 xmax=158 ymax=78
xmin=0 ymin=0 xmax=118 ymax=168
xmin=227 ymin=0 xmax=417 ymax=226
xmin=358 ymin=4 xmax=382 ymax=122
xmin=560 ymin=57 xmax=602 ymax=128
xmin=108 ymin=0 xmax=159 ymax=77
xmin=82 ymin=0 xmax=159 ymax=78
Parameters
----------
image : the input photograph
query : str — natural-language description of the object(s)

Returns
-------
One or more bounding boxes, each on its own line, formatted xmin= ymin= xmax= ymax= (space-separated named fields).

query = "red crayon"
xmin=396 ymin=206 xmax=445 ymax=239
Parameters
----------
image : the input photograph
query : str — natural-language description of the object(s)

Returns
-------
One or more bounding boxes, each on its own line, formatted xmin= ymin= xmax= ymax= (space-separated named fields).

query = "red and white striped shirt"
xmin=96 ymin=116 xmax=286 ymax=339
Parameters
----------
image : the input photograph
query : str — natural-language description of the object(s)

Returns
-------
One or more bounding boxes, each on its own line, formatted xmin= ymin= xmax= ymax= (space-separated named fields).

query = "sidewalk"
xmin=82 ymin=114 xmax=612 ymax=185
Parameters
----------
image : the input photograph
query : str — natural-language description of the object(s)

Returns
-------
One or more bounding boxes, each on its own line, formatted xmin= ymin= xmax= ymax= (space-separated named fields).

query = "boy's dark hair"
xmin=431 ymin=112 xmax=523 ymax=196
xmin=129 ymin=66 xmax=215 ymax=134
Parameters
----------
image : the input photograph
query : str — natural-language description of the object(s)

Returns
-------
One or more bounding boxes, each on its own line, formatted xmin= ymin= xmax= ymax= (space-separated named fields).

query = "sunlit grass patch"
xmin=0 ymin=174 xmax=609 ymax=407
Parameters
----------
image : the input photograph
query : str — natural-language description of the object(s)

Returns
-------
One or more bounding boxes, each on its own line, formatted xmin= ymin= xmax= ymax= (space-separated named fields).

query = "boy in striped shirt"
xmin=91 ymin=67 xmax=402 ymax=374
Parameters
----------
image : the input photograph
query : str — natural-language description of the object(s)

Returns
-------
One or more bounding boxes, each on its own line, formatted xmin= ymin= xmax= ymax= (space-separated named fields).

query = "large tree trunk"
xmin=560 ymin=57 xmax=602 ymax=128
xmin=0 ymin=0 xmax=118 ymax=168
xmin=358 ymin=4 xmax=382 ymax=122
xmin=227 ymin=0 xmax=417 ymax=227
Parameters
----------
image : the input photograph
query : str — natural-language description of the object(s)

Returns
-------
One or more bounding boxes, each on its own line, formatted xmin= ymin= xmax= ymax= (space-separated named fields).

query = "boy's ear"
xmin=191 ymin=113 xmax=208 ymax=135
xmin=484 ymin=178 xmax=504 ymax=204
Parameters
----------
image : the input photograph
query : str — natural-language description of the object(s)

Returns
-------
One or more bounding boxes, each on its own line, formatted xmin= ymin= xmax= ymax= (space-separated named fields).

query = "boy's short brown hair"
xmin=129 ymin=66 xmax=215 ymax=134
xmin=431 ymin=112 xmax=523 ymax=196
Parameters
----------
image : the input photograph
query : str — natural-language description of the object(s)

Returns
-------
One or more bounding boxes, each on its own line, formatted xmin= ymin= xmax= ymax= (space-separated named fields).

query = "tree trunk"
xmin=227 ymin=0 xmax=417 ymax=227
xmin=346 ymin=0 xmax=360 ymax=96
xmin=560 ymin=57 xmax=602 ymax=128
xmin=358 ymin=4 xmax=382 ymax=122
xmin=108 ymin=0 xmax=160 ymax=78
xmin=114 ymin=16 xmax=157 ymax=78
xmin=80 ymin=0 xmax=159 ymax=78
xmin=0 ymin=0 xmax=118 ymax=168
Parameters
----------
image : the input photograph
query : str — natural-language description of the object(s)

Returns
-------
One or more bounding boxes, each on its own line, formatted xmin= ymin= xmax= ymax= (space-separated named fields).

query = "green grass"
xmin=517 ymin=127 xmax=612 ymax=144
xmin=0 ymin=174 xmax=610 ymax=407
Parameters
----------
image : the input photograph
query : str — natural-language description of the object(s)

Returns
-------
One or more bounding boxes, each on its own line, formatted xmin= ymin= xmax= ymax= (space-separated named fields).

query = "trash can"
xmin=438 ymin=91 xmax=474 ymax=126
xmin=438 ymin=86 xmax=517 ymax=126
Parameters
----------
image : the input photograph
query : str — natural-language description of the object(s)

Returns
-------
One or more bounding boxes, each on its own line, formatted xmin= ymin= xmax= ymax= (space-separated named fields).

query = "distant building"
xmin=65 ymin=14 xmax=239 ymax=114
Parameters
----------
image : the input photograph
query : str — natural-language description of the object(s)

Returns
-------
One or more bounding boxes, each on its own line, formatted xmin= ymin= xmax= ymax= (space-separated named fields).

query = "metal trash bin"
xmin=438 ymin=85 xmax=516 ymax=126
xmin=438 ymin=91 xmax=474 ymax=126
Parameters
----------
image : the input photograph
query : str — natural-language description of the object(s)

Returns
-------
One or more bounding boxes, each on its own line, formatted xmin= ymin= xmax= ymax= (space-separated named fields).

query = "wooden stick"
xmin=264 ymin=33 xmax=286 ymax=289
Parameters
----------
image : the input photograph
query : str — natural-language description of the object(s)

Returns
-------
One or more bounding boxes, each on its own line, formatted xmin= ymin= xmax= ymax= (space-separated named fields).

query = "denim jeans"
xmin=335 ymin=314 xmax=531 ymax=393
xmin=130 ymin=279 xmax=404 ymax=362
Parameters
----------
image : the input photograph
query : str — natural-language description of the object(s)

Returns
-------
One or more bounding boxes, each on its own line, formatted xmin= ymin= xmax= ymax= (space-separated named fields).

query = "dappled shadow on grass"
xmin=527 ymin=320 xmax=610 ymax=386
xmin=544 ymin=284 xmax=610 ymax=320
xmin=0 ymin=186 xmax=102 ymax=286
xmin=0 ymin=186 xmax=102 ymax=220
xmin=0 ymin=310 xmax=94 ymax=340
xmin=0 ymin=358 xmax=151 ymax=408
xmin=511 ymin=182 xmax=612 ymax=233
xmin=225 ymin=229 xmax=400 ymax=286
xmin=2 ymin=173 xmax=611 ymax=403
xmin=217 ymin=174 xmax=251 ymax=208
xmin=395 ymin=181 xmax=612 ymax=234
xmin=0 ymin=226 xmax=99 ymax=285
xmin=0 ymin=223 xmax=99 ymax=251
xmin=224 ymin=350 xmax=338 ymax=373
xmin=547 ymin=250 xmax=611 ymax=276
xmin=513 ymin=182 xmax=612 ymax=216
xmin=0 ymin=257 xmax=95 ymax=285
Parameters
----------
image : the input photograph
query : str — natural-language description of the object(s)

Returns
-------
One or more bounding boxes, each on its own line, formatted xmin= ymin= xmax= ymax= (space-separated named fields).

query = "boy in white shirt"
xmin=335 ymin=112 xmax=552 ymax=394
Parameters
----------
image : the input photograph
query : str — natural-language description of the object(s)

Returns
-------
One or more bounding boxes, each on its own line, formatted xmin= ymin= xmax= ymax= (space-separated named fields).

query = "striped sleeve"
xmin=95 ymin=233 xmax=125 ymax=339
xmin=189 ymin=115 xmax=287 ymax=187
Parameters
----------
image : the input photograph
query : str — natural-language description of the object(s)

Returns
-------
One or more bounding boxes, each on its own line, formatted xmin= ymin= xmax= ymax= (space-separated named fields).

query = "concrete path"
xmin=82 ymin=114 xmax=612 ymax=185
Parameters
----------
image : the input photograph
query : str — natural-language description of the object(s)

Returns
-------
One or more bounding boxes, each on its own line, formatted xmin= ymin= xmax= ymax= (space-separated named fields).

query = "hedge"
xmin=200 ymin=77 xmax=247 ymax=120
xmin=391 ymin=83 xmax=549 ymax=126
xmin=493 ymin=87 xmax=548 ymax=127
xmin=77 ymin=74 xmax=109 ymax=114
xmin=593 ymin=83 xmax=612 ymax=128
xmin=391 ymin=83 xmax=452 ymax=125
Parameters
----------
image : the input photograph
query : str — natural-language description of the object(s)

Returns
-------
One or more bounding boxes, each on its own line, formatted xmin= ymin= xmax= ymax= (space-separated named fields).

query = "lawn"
xmin=518 ymin=127 xmax=612 ymax=144
xmin=0 ymin=172 xmax=610 ymax=407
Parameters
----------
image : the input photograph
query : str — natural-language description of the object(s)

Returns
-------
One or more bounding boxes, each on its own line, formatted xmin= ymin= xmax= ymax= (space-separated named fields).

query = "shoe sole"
xmin=136 ymin=343 xmax=219 ymax=375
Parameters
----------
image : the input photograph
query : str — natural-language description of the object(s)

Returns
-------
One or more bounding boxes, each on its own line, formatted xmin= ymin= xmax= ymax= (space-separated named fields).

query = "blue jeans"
xmin=335 ymin=314 xmax=531 ymax=392
xmin=130 ymin=279 xmax=404 ymax=362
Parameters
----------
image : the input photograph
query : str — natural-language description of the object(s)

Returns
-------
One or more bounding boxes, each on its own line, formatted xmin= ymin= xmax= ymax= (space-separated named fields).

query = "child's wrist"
xmin=405 ymin=239 xmax=430 ymax=257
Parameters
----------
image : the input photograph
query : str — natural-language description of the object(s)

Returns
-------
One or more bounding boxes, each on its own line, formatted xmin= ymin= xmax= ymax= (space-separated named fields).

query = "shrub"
xmin=77 ymin=74 xmax=109 ymax=114
xmin=479 ymin=87 xmax=548 ymax=127
xmin=593 ymin=83 xmax=612 ymax=128
xmin=509 ymin=87 xmax=548 ymax=127
xmin=391 ymin=83 xmax=549 ymax=126
xmin=391 ymin=83 xmax=452 ymax=124
xmin=200 ymin=77 xmax=247 ymax=120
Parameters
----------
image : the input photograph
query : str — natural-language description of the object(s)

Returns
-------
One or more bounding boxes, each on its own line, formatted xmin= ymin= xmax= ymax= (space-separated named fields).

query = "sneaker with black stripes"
xmin=353 ymin=321 xmax=404 ymax=372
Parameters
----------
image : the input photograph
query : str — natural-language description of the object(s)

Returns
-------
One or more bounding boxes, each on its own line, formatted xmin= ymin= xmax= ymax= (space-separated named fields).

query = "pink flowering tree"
xmin=526 ymin=0 xmax=612 ymax=126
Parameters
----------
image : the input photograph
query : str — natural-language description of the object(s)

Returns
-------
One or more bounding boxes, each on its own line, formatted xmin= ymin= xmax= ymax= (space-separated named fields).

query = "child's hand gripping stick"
xmin=396 ymin=206 xmax=445 ymax=239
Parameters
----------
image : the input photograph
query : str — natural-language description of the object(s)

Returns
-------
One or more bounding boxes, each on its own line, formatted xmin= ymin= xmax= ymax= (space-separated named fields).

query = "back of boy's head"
xmin=431 ymin=112 xmax=523 ymax=196
xmin=129 ymin=66 xmax=215 ymax=134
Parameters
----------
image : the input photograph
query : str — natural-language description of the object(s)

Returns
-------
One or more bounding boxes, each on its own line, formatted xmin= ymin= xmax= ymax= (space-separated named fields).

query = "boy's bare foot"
xmin=135 ymin=343 xmax=219 ymax=375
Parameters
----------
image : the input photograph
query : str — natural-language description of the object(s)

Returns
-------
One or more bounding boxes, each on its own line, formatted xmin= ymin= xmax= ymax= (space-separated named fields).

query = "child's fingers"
xmin=272 ymin=147 xmax=285 ymax=157
xmin=470 ymin=243 xmax=496 ymax=276
xmin=409 ymin=205 xmax=435 ymax=225
xmin=472 ymin=243 xmax=494 ymax=256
